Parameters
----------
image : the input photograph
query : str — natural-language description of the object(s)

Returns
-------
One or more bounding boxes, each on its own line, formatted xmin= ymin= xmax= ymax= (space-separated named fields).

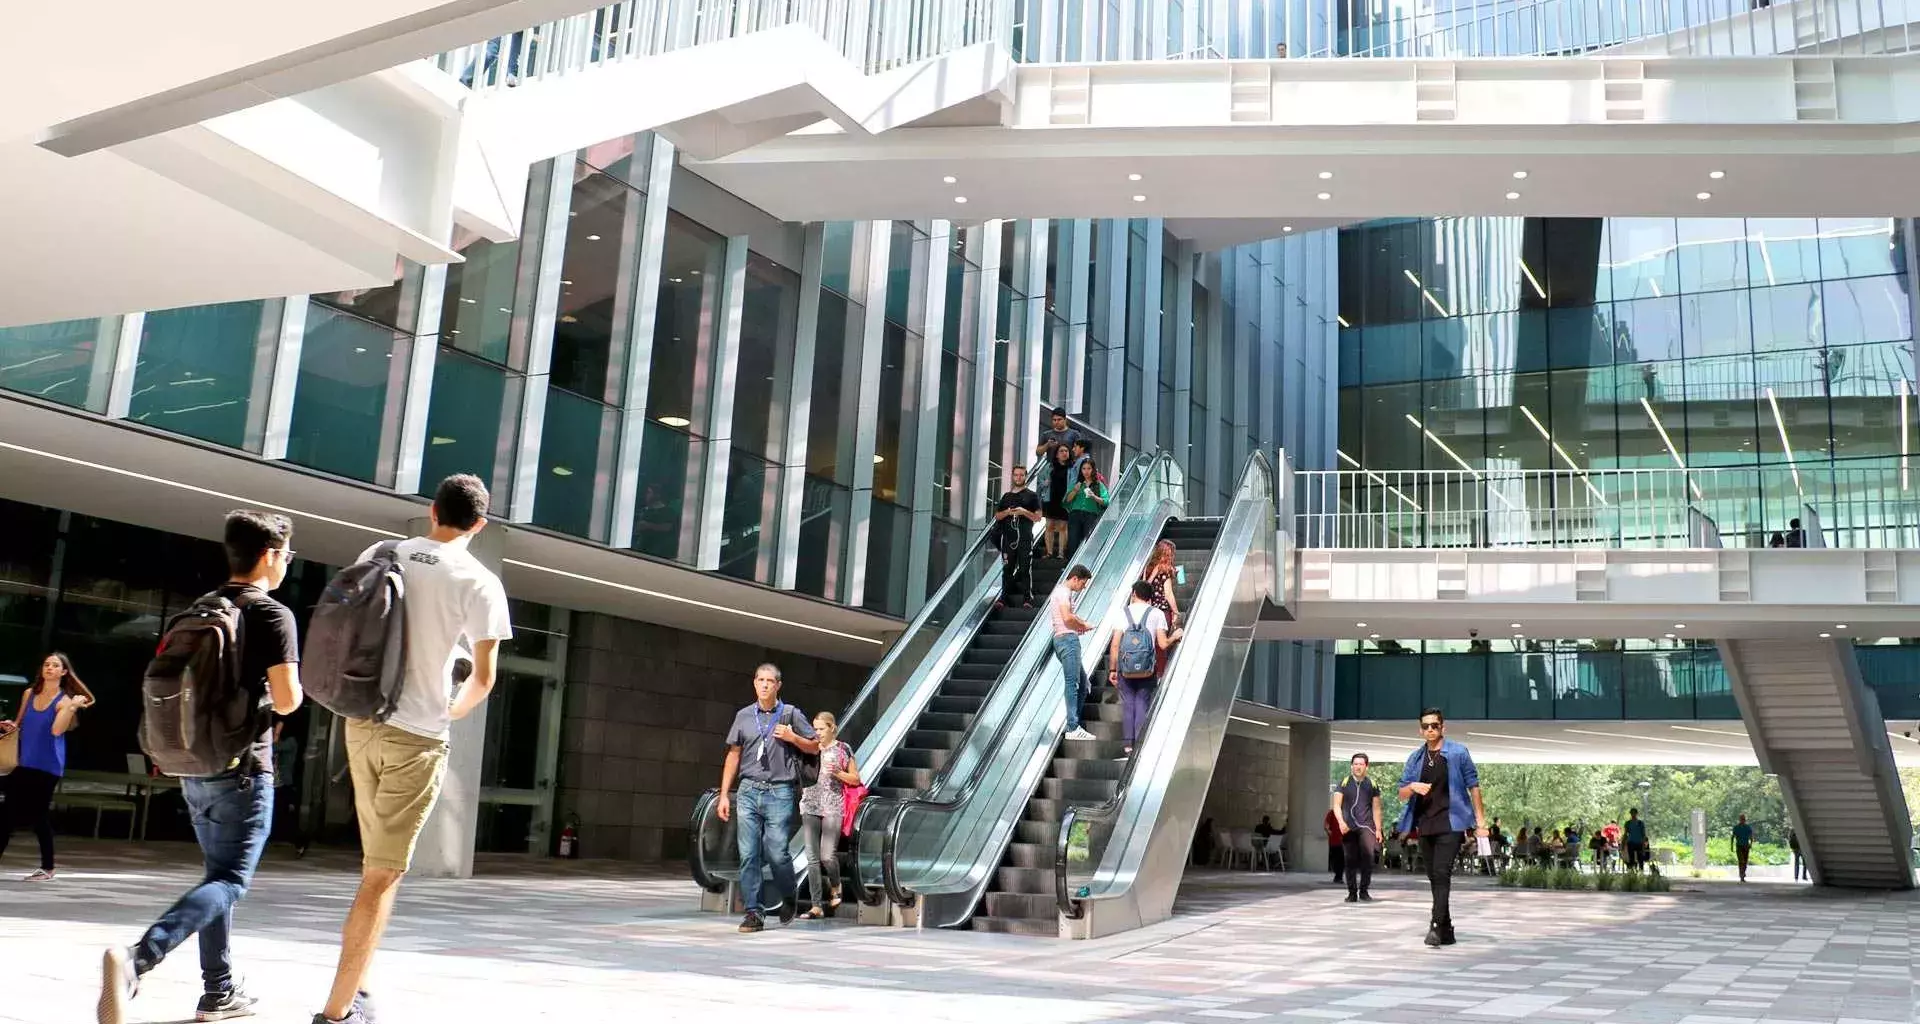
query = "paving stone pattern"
xmin=4 ymin=839 xmax=1917 ymax=1023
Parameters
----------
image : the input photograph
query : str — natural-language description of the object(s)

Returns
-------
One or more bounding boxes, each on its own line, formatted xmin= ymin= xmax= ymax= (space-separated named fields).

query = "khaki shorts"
xmin=344 ymin=720 xmax=449 ymax=872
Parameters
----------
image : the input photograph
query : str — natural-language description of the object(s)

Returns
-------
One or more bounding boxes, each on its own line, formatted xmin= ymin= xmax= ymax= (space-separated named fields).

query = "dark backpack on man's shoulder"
xmin=302 ymin=540 xmax=408 ymax=721
xmin=139 ymin=591 xmax=266 ymax=778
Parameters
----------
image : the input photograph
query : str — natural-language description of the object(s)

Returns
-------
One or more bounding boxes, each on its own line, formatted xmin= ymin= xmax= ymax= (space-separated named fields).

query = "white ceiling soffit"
xmin=1162 ymin=218 xmax=1358 ymax=250
xmin=0 ymin=396 xmax=899 ymax=666
xmin=21 ymin=0 xmax=617 ymax=153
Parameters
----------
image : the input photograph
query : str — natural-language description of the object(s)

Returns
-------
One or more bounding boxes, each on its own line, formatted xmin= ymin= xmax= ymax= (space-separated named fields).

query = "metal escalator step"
xmin=1001 ymin=841 xmax=1053 ymax=870
xmin=1023 ymin=798 xmax=1064 ymax=823
xmin=972 ymin=915 xmax=1059 ymax=936
xmin=993 ymin=866 xmax=1052 ymax=894
xmin=983 ymin=891 xmax=1058 ymax=921
xmin=1050 ymin=757 xmax=1125 ymax=782
xmin=917 ymin=712 xmax=972 ymax=732
xmin=890 ymin=748 xmax=952 ymax=771
xmin=951 ymin=663 xmax=1004 ymax=680
xmin=943 ymin=679 xmax=995 ymax=699
xmin=882 ymin=767 xmax=936 ymax=790
xmin=928 ymin=696 xmax=985 ymax=715
xmin=980 ymin=620 xmax=1031 ymax=635
xmin=975 ymin=634 xmax=1021 ymax=650
xmin=1061 ymin=731 xmax=1126 ymax=756
xmin=1014 ymin=820 xmax=1062 ymax=847
xmin=1041 ymin=778 xmax=1120 ymax=803
xmin=905 ymin=729 xmax=965 ymax=749
xmin=870 ymin=786 xmax=915 ymax=801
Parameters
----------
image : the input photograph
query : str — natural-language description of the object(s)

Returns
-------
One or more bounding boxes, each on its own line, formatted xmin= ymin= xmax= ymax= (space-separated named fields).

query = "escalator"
xmin=866 ymin=452 xmax=1187 ymax=926
xmin=688 ymin=464 xmax=1054 ymax=911
xmin=1052 ymin=453 xmax=1278 ymax=936
xmin=972 ymin=519 xmax=1218 ymax=935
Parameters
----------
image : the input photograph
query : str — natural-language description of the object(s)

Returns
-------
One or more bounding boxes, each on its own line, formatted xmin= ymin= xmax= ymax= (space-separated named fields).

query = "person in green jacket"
xmin=1063 ymin=456 xmax=1108 ymax=558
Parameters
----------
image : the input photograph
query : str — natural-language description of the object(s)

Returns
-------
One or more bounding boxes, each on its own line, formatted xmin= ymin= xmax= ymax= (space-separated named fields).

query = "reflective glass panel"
xmin=0 ymin=318 xmax=111 ymax=410
xmin=286 ymin=304 xmax=408 ymax=483
xmin=531 ymin=388 xmax=613 ymax=539
xmin=129 ymin=301 xmax=270 ymax=448
xmin=646 ymin=214 xmax=726 ymax=434
xmin=418 ymin=346 xmax=524 ymax=499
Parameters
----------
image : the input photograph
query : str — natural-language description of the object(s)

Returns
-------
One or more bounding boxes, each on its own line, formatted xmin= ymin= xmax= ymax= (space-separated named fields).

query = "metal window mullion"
xmin=1063 ymin=219 xmax=1092 ymax=414
xmin=608 ymin=138 xmax=677 ymax=549
xmin=507 ymin=158 xmax=574 ymax=523
xmin=1017 ymin=219 xmax=1051 ymax=482
xmin=1259 ymin=240 xmax=1281 ymax=453
xmin=693 ymin=235 xmax=750 ymax=569
xmin=1171 ymin=237 xmax=1196 ymax=475
xmin=905 ymin=220 xmax=954 ymax=613
xmin=1202 ymin=253 xmax=1228 ymax=513
xmin=394 ymin=264 xmax=447 ymax=496
xmin=969 ymin=221 xmax=1005 ymax=524
xmin=241 ymin=297 xmax=297 ymax=456
xmin=102 ymin=313 xmax=144 ymax=419
xmin=772 ymin=222 xmax=827 ymax=590
xmin=840 ymin=220 xmax=893 ymax=599
xmin=1096 ymin=220 xmax=1127 ymax=444
xmin=1138 ymin=224 xmax=1165 ymax=453
xmin=258 ymin=296 xmax=309 ymax=460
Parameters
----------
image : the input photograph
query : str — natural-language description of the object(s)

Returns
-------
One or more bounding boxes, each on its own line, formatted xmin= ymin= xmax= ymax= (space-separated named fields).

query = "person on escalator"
xmin=1050 ymin=565 xmax=1098 ymax=742
xmin=991 ymin=465 xmax=1044 ymax=607
xmin=1107 ymin=580 xmax=1181 ymax=760
xmin=1042 ymin=442 xmax=1074 ymax=561
xmin=1140 ymin=540 xmax=1184 ymax=675
xmin=1064 ymin=457 xmax=1110 ymax=560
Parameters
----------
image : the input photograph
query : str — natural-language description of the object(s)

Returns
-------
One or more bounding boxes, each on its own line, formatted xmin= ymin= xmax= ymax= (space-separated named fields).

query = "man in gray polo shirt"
xmin=716 ymin=663 xmax=818 ymax=933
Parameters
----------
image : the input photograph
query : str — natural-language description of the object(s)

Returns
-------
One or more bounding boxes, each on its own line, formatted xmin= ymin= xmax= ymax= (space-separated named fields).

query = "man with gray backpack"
xmin=100 ymin=510 xmax=304 ymax=1024
xmin=1106 ymin=580 xmax=1182 ymax=760
xmin=306 ymin=474 xmax=512 ymax=1024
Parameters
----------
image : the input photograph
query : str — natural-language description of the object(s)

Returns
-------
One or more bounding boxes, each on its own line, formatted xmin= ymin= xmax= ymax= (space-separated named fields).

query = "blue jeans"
xmin=1053 ymin=633 xmax=1086 ymax=731
xmin=133 ymin=773 xmax=273 ymax=992
xmin=735 ymin=780 xmax=798 ymax=915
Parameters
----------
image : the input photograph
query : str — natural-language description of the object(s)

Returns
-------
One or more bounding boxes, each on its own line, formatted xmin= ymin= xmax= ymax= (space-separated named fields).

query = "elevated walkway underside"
xmin=689 ymin=54 xmax=1920 ymax=223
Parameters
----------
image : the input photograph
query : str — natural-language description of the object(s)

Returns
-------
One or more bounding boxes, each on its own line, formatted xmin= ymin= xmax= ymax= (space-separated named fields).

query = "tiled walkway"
xmin=4 ymin=840 xmax=1916 ymax=1023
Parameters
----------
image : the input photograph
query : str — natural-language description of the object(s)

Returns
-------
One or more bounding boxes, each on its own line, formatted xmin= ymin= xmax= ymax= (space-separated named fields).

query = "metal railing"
xmin=1074 ymin=0 xmax=1917 ymax=63
xmin=1296 ymin=466 xmax=1920 ymax=550
xmin=442 ymin=0 xmax=1015 ymax=92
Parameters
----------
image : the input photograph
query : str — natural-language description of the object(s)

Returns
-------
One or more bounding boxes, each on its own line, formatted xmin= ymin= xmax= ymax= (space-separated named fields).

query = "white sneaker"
xmin=1065 ymin=727 xmax=1096 ymax=741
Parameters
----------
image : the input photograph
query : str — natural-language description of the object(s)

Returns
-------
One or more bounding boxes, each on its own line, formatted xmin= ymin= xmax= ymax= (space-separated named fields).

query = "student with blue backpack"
xmin=1106 ymin=580 xmax=1182 ymax=759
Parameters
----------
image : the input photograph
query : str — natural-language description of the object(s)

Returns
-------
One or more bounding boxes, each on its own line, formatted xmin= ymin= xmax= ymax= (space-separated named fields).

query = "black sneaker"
xmin=196 ymin=983 xmax=258 ymax=1021
xmin=1359 ymin=890 xmax=1373 ymax=902
xmin=775 ymin=896 xmax=797 ymax=925
xmin=1439 ymin=926 xmax=1457 ymax=946
xmin=1423 ymin=925 xmax=1444 ymax=947
xmin=738 ymin=911 xmax=765 ymax=933
xmin=1344 ymin=892 xmax=1358 ymax=903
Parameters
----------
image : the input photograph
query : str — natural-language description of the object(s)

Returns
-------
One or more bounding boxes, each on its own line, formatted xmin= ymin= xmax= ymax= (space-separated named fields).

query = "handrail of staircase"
xmin=442 ymin=0 xmax=1016 ymax=93
xmin=870 ymin=451 xmax=1179 ymax=909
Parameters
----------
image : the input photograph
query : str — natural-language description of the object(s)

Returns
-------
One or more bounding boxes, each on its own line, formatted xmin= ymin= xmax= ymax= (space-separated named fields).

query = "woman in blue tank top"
xmin=1 ymin=653 xmax=94 ymax=880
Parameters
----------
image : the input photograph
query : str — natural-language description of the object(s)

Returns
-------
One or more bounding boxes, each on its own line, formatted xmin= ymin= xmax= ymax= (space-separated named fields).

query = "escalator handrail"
xmin=1056 ymin=449 xmax=1273 ymax=919
xmin=876 ymin=451 xmax=1181 ymax=907
xmin=690 ymin=458 xmax=1048 ymax=894
xmin=689 ymin=787 xmax=724 ymax=892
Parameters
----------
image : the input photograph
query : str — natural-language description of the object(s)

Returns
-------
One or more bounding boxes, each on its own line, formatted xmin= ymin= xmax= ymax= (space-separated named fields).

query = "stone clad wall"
xmin=557 ymin=612 xmax=866 ymax=862
xmin=1202 ymin=733 xmax=1292 ymax=836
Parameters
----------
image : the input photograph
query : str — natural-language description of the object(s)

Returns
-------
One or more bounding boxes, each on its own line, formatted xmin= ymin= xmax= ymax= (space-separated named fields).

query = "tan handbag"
xmin=0 ymin=728 xmax=18 ymax=775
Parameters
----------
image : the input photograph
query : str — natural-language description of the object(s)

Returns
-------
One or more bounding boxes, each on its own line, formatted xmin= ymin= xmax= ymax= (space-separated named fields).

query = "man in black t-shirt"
xmin=992 ymin=465 xmax=1044 ymax=606
xmin=1333 ymin=754 xmax=1383 ymax=903
xmin=102 ymin=510 xmax=305 ymax=1023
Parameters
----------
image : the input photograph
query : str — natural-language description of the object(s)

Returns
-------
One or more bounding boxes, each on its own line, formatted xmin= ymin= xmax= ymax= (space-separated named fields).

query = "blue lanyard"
xmin=754 ymin=701 xmax=784 ymax=760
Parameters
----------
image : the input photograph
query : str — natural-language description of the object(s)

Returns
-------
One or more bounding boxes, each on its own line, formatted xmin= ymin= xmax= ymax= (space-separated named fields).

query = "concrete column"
xmin=1286 ymin=720 xmax=1331 ymax=874
xmin=406 ymin=516 xmax=509 ymax=879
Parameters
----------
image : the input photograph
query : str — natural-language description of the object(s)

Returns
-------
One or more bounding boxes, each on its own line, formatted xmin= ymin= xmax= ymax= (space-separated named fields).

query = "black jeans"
xmin=1420 ymin=832 xmax=1464 ymax=930
xmin=1065 ymin=509 xmax=1099 ymax=558
xmin=1342 ymin=829 xmax=1374 ymax=895
xmin=1328 ymin=841 xmax=1345 ymax=882
xmin=999 ymin=529 xmax=1033 ymax=604
xmin=0 ymin=766 xmax=57 ymax=871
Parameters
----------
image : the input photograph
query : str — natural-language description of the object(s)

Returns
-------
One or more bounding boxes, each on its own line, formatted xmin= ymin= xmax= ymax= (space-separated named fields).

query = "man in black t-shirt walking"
xmin=991 ymin=465 xmax=1044 ymax=606
xmin=1333 ymin=753 xmax=1383 ymax=903
xmin=101 ymin=511 xmax=305 ymax=1024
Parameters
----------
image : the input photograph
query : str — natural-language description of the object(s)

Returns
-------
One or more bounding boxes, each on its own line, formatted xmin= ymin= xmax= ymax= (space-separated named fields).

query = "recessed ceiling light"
xmin=1505 ymin=191 xmax=1521 ymax=200
xmin=497 ymin=307 xmax=511 ymax=314
xmin=690 ymin=270 xmax=700 ymax=275
xmin=1368 ymin=633 xmax=1380 ymax=639
xmin=1513 ymin=633 xmax=1525 ymax=638
xmin=1709 ymin=170 xmax=1726 ymax=179
xmin=459 ymin=297 xmax=475 ymax=305
xmin=561 ymin=279 xmax=572 ymax=286
xmin=1356 ymin=622 xmax=1367 ymax=628
xmin=1512 ymin=170 xmax=1528 ymax=179
xmin=586 ymin=234 xmax=601 ymax=241
xmin=1132 ymin=194 xmax=1147 ymax=202
xmin=1819 ymin=632 xmax=1832 ymax=638
xmin=1695 ymin=192 xmax=1712 ymax=201
xmin=1509 ymin=623 xmax=1522 ymax=629
xmin=559 ymin=315 xmax=577 ymax=324
xmin=658 ymin=415 xmax=692 ymax=428
xmin=551 ymin=466 xmax=574 ymax=477
xmin=1318 ymin=171 xmax=1334 ymax=180
xmin=1129 ymin=173 xmax=1143 ymax=181
xmin=1674 ymin=623 xmax=1686 ymax=629
xmin=1664 ymin=633 xmax=1675 ymax=638
xmin=954 ymin=196 xmax=968 ymax=204
xmin=1282 ymin=226 xmax=1293 ymax=233
xmin=1836 ymin=624 xmax=1849 ymax=629
xmin=942 ymin=175 xmax=957 ymax=184
xmin=873 ymin=454 xmax=886 ymax=464
xmin=429 ymin=436 xmax=456 ymax=445
xmin=669 ymin=277 xmax=683 ymax=283
xmin=1317 ymin=192 xmax=1331 ymax=201
xmin=353 ymin=347 xmax=366 ymax=354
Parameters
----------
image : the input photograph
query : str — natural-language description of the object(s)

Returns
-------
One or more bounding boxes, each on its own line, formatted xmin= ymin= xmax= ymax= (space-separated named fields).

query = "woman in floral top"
xmin=1140 ymin=539 xmax=1183 ymax=673
xmin=800 ymin=711 xmax=861 ymax=917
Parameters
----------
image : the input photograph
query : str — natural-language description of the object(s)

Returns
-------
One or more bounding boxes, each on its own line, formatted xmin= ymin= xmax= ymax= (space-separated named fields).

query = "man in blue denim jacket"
xmin=1398 ymin=707 xmax=1489 ymax=947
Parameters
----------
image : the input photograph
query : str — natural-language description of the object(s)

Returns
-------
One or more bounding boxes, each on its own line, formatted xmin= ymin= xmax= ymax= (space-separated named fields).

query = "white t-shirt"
xmin=1122 ymin=599 xmax=1169 ymax=638
xmin=361 ymin=535 xmax=513 ymax=741
xmin=1050 ymin=586 xmax=1079 ymax=637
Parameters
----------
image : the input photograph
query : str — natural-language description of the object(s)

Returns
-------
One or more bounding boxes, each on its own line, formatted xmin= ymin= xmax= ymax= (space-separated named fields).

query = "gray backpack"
xmin=1117 ymin=606 xmax=1157 ymax=679
xmin=302 ymin=540 xmax=408 ymax=721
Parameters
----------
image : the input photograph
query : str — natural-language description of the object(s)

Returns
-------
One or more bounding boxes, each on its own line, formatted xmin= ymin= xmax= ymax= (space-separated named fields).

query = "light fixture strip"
xmin=1901 ymin=378 xmax=1910 ymax=492
xmin=1765 ymin=386 xmax=1802 ymax=496
xmin=1639 ymin=396 xmax=1702 ymax=503
xmin=1518 ymin=259 xmax=1547 ymax=301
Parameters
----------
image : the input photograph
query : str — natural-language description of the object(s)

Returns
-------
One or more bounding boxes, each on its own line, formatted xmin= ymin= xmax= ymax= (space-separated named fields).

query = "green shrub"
xmin=1594 ymin=871 xmax=1618 ymax=891
xmin=1645 ymin=870 xmax=1672 ymax=893
xmin=1620 ymin=871 xmax=1645 ymax=892
xmin=1520 ymin=865 xmax=1550 ymax=888
xmin=1497 ymin=866 xmax=1522 ymax=887
xmin=1550 ymin=868 xmax=1587 ymax=890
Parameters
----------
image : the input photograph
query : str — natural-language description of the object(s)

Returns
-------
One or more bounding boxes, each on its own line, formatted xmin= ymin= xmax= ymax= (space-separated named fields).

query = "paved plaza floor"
xmin=3 ymin=839 xmax=1917 ymax=1023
